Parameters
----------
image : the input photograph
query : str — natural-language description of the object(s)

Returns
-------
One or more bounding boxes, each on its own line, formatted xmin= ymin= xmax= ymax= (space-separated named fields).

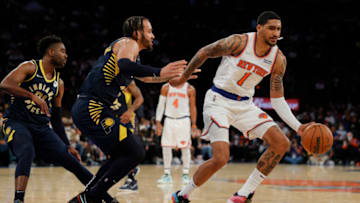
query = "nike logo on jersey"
xmin=36 ymin=74 xmax=44 ymax=78
xmin=263 ymin=59 xmax=272 ymax=65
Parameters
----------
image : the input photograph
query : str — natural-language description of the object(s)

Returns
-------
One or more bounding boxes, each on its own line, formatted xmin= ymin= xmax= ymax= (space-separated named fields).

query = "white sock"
xmin=179 ymin=178 xmax=198 ymax=198
xmin=237 ymin=168 xmax=266 ymax=197
xmin=163 ymin=147 xmax=172 ymax=175
xmin=181 ymin=148 xmax=191 ymax=174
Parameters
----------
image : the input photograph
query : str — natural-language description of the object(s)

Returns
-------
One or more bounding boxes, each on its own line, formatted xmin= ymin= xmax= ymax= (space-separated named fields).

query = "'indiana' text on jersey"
xmin=4 ymin=60 xmax=60 ymax=124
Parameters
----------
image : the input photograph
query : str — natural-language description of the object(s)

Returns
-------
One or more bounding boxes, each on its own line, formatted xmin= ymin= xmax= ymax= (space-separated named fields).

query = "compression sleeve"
xmin=50 ymin=107 xmax=70 ymax=146
xmin=155 ymin=95 xmax=166 ymax=122
xmin=117 ymin=58 xmax=161 ymax=77
xmin=271 ymin=97 xmax=301 ymax=132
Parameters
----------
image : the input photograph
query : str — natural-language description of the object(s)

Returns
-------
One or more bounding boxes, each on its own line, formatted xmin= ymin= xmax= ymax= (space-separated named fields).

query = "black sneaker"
xmin=170 ymin=191 xmax=190 ymax=203
xmin=118 ymin=179 xmax=138 ymax=192
xmin=68 ymin=192 xmax=102 ymax=203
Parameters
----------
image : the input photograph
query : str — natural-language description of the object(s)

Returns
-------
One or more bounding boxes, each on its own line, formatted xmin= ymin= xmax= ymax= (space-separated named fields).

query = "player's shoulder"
xmin=161 ymin=83 xmax=170 ymax=90
xmin=187 ymin=82 xmax=195 ymax=90
xmin=275 ymin=49 xmax=286 ymax=64
xmin=20 ymin=60 xmax=36 ymax=67
xmin=17 ymin=60 xmax=37 ymax=72
xmin=227 ymin=33 xmax=247 ymax=41
xmin=116 ymin=37 xmax=138 ymax=47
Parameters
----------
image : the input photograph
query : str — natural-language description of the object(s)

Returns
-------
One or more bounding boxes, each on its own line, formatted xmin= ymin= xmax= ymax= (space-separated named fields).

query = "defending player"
xmin=68 ymin=16 xmax=195 ymax=203
xmin=0 ymin=35 xmax=95 ymax=203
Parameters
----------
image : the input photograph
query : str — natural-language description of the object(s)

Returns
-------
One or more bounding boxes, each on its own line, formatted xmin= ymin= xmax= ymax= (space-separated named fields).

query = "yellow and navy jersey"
xmin=3 ymin=60 xmax=60 ymax=125
xmin=79 ymin=38 xmax=132 ymax=113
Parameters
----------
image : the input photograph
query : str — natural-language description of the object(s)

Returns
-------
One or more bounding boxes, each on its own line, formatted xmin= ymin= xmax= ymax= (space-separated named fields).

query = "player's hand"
xmin=169 ymin=68 xmax=201 ymax=86
xmin=68 ymin=146 xmax=81 ymax=162
xmin=31 ymin=94 xmax=50 ymax=117
xmin=191 ymin=125 xmax=201 ymax=138
xmin=297 ymin=122 xmax=315 ymax=136
xmin=155 ymin=122 xmax=162 ymax=136
xmin=160 ymin=60 xmax=187 ymax=79
xmin=120 ymin=110 xmax=132 ymax=124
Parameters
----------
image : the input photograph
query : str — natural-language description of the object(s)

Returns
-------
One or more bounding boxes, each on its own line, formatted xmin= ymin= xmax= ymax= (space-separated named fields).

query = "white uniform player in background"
xmin=170 ymin=11 xmax=312 ymax=203
xmin=155 ymin=81 xmax=200 ymax=184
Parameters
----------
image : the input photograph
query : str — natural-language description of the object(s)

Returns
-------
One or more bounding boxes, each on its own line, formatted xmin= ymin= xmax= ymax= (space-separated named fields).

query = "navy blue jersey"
xmin=4 ymin=60 xmax=60 ymax=125
xmin=79 ymin=38 xmax=132 ymax=114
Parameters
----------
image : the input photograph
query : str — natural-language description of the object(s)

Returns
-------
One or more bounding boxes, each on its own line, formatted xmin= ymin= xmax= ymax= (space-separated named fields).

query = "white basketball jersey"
xmin=213 ymin=32 xmax=279 ymax=97
xmin=165 ymin=82 xmax=190 ymax=118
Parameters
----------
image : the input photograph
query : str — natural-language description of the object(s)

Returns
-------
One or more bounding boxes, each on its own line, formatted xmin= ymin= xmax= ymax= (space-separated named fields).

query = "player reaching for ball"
xmin=169 ymin=11 xmax=313 ymax=203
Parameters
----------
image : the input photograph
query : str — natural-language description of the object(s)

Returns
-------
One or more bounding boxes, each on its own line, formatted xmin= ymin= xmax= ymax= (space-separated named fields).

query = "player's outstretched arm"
xmin=114 ymin=39 xmax=186 ymax=82
xmin=172 ymin=34 xmax=245 ymax=86
xmin=270 ymin=51 xmax=310 ymax=134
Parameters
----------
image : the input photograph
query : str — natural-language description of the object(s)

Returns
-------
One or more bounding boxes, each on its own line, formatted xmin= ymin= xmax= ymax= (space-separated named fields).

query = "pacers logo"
xmin=101 ymin=117 xmax=115 ymax=135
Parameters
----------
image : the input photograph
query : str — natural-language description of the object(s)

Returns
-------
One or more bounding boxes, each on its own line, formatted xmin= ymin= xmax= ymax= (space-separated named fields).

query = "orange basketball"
xmin=301 ymin=123 xmax=333 ymax=155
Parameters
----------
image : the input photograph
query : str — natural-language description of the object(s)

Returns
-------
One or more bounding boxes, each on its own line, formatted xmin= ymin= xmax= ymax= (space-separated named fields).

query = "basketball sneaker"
xmin=157 ymin=174 xmax=173 ymax=184
xmin=118 ymin=178 xmax=138 ymax=192
xmin=68 ymin=191 xmax=102 ymax=203
xmin=182 ymin=174 xmax=190 ymax=184
xmin=14 ymin=200 xmax=23 ymax=203
xmin=110 ymin=198 xmax=119 ymax=203
xmin=170 ymin=191 xmax=190 ymax=203
xmin=226 ymin=192 xmax=254 ymax=203
xmin=131 ymin=167 xmax=140 ymax=177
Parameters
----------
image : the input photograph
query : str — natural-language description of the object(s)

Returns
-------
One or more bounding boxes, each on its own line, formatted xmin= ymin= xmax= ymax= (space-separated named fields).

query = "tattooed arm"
xmin=270 ymin=51 xmax=311 ymax=134
xmin=171 ymin=34 xmax=246 ymax=86
xmin=269 ymin=50 xmax=286 ymax=98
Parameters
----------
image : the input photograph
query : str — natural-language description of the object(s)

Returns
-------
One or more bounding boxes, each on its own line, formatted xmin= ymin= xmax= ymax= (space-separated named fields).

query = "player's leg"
xmin=84 ymin=133 xmax=145 ymax=201
xmin=177 ymin=118 xmax=191 ymax=184
xmin=158 ymin=118 xmax=174 ymax=183
xmin=181 ymin=147 xmax=191 ymax=184
xmin=171 ymin=90 xmax=231 ymax=202
xmin=118 ymin=166 xmax=140 ymax=191
xmin=34 ymin=126 xmax=93 ymax=185
xmin=3 ymin=119 xmax=35 ymax=202
xmin=228 ymin=106 xmax=290 ymax=203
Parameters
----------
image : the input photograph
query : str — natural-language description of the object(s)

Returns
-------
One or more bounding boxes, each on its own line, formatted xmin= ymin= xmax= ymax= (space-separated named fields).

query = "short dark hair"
xmin=37 ymin=35 xmax=63 ymax=57
xmin=257 ymin=11 xmax=281 ymax=25
xmin=122 ymin=16 xmax=149 ymax=38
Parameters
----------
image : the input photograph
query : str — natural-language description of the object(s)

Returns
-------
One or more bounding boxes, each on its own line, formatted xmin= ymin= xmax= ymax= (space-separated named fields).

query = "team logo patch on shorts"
xmin=101 ymin=117 xmax=115 ymax=135
xmin=258 ymin=113 xmax=268 ymax=119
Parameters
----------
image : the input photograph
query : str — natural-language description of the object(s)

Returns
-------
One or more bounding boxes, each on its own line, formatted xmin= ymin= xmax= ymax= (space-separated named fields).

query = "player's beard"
xmin=51 ymin=57 xmax=66 ymax=69
xmin=141 ymin=33 xmax=153 ymax=51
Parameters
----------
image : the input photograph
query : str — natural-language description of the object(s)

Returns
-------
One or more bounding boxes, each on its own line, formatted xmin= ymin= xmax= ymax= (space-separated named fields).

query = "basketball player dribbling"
xmin=170 ymin=11 xmax=312 ymax=203
xmin=155 ymin=81 xmax=200 ymax=184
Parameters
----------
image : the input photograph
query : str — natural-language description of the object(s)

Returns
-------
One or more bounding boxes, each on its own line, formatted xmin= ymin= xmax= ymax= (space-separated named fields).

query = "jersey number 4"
xmin=237 ymin=72 xmax=251 ymax=86
xmin=172 ymin=98 xmax=179 ymax=109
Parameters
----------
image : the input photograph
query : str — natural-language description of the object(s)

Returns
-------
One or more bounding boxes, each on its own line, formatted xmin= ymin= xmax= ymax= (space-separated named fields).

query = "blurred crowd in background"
xmin=1 ymin=0 xmax=360 ymax=167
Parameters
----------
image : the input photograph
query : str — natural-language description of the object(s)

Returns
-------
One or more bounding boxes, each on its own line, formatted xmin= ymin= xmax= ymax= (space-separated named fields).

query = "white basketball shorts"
xmin=161 ymin=117 xmax=191 ymax=148
xmin=201 ymin=89 xmax=276 ymax=143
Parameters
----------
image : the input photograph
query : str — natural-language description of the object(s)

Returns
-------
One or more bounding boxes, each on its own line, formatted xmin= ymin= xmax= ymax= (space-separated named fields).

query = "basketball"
xmin=301 ymin=123 xmax=333 ymax=155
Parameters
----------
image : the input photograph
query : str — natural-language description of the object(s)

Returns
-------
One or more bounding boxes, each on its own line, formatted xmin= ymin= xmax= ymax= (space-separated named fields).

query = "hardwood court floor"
xmin=0 ymin=163 xmax=359 ymax=203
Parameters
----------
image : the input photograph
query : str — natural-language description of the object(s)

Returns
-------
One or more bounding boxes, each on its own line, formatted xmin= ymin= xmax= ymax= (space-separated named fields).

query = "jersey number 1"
xmin=237 ymin=72 xmax=251 ymax=86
